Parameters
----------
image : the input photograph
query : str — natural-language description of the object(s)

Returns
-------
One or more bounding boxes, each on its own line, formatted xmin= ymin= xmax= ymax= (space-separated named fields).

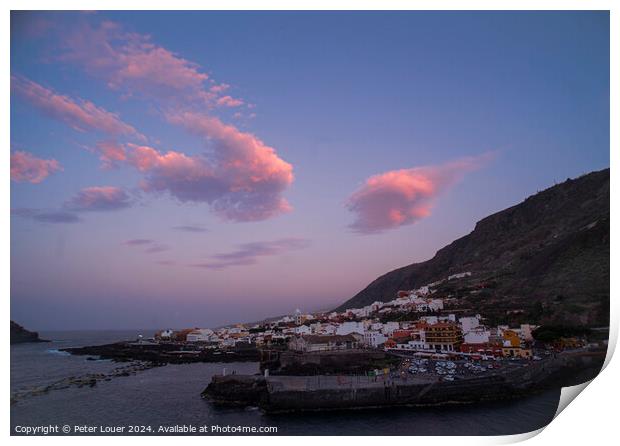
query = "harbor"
xmin=203 ymin=349 xmax=605 ymax=413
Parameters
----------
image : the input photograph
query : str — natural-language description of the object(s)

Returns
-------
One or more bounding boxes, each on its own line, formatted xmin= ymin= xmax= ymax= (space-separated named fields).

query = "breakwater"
xmin=203 ymin=351 xmax=604 ymax=413
xmin=11 ymin=361 xmax=159 ymax=404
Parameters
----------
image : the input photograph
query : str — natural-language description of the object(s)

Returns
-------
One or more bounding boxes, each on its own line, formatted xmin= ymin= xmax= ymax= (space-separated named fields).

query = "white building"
xmin=186 ymin=328 xmax=215 ymax=342
xmin=416 ymin=286 xmax=430 ymax=296
xmin=463 ymin=328 xmax=490 ymax=344
xmin=294 ymin=325 xmax=311 ymax=335
xmin=381 ymin=321 xmax=400 ymax=336
xmin=370 ymin=322 xmax=384 ymax=331
xmin=460 ymin=316 xmax=481 ymax=334
xmin=218 ymin=338 xmax=236 ymax=348
xmin=448 ymin=271 xmax=472 ymax=280
xmin=410 ymin=297 xmax=444 ymax=312
xmin=363 ymin=331 xmax=387 ymax=348
xmin=519 ymin=324 xmax=536 ymax=342
xmin=420 ymin=316 xmax=439 ymax=325
xmin=157 ymin=329 xmax=174 ymax=339
xmin=391 ymin=339 xmax=430 ymax=351
xmin=439 ymin=314 xmax=456 ymax=323
xmin=336 ymin=321 xmax=365 ymax=336
xmin=370 ymin=301 xmax=385 ymax=311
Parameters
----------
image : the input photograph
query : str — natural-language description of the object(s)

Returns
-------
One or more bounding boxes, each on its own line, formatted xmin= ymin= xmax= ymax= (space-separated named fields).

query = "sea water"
xmin=11 ymin=330 xmax=561 ymax=436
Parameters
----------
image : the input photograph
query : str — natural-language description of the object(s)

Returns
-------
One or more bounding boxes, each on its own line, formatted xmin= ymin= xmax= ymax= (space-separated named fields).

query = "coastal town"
xmin=139 ymin=270 xmax=599 ymax=369
xmin=50 ymin=269 xmax=606 ymax=413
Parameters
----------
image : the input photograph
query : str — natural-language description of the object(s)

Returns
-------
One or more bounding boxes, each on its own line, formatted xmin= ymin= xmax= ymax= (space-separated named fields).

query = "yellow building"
xmin=502 ymin=330 xmax=532 ymax=358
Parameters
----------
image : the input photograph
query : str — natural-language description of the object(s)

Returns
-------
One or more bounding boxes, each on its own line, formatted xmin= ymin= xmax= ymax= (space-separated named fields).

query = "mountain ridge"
xmin=336 ymin=168 xmax=610 ymax=327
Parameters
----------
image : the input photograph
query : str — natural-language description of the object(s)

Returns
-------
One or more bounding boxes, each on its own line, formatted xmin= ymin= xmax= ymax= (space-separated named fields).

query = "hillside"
xmin=336 ymin=169 xmax=610 ymax=327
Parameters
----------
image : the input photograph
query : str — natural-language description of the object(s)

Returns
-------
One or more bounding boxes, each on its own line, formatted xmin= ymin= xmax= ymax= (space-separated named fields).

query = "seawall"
xmin=203 ymin=351 xmax=604 ymax=413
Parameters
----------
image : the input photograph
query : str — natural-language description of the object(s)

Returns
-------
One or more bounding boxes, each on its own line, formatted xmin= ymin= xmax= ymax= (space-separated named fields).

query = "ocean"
xmin=11 ymin=330 xmax=561 ymax=436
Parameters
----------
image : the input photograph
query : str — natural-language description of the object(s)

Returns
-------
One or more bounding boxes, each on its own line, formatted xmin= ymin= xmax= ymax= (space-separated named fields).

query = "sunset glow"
xmin=10 ymin=11 xmax=609 ymax=330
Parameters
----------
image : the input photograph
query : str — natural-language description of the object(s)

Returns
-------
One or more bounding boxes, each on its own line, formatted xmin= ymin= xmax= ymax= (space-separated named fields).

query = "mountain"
xmin=11 ymin=321 xmax=48 ymax=344
xmin=336 ymin=168 xmax=610 ymax=327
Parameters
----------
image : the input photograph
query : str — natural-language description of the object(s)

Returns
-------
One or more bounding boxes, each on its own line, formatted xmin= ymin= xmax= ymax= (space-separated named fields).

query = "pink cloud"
xmin=163 ymin=111 xmax=294 ymax=220
xmin=57 ymin=20 xmax=257 ymax=113
xmin=11 ymin=150 xmax=61 ymax=183
xmin=111 ymin=111 xmax=293 ymax=221
xmin=53 ymin=19 xmax=293 ymax=221
xmin=111 ymin=44 xmax=208 ymax=94
xmin=121 ymin=138 xmax=292 ymax=222
xmin=93 ymin=141 xmax=127 ymax=168
xmin=11 ymin=75 xmax=144 ymax=140
xmin=210 ymin=83 xmax=230 ymax=94
xmin=346 ymin=154 xmax=493 ymax=234
xmin=216 ymin=95 xmax=244 ymax=108
xmin=64 ymin=186 xmax=132 ymax=211
xmin=59 ymin=21 xmax=238 ymax=110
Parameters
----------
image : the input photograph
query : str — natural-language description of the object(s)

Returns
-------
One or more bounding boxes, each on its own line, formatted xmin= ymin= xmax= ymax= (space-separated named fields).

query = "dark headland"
xmin=10 ymin=321 xmax=49 ymax=344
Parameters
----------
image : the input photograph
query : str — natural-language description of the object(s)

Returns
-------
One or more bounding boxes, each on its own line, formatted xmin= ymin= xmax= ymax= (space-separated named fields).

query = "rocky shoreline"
xmin=60 ymin=341 xmax=260 ymax=364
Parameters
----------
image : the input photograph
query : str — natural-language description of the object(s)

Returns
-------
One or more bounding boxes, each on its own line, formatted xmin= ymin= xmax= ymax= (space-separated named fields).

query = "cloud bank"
xmin=346 ymin=154 xmax=493 ymax=234
xmin=11 ymin=150 xmax=61 ymax=183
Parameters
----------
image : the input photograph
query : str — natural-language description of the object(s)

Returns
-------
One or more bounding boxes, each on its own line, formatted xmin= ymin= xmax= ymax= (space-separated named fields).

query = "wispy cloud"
xmin=216 ymin=95 xmax=244 ymax=108
xmin=123 ymin=239 xmax=153 ymax=246
xmin=11 ymin=208 xmax=80 ymax=224
xmin=13 ymin=186 xmax=133 ymax=224
xmin=64 ymin=186 xmax=132 ymax=211
xmin=11 ymin=75 xmax=144 ymax=140
xmin=144 ymin=244 xmax=170 ymax=254
xmin=172 ymin=225 xmax=208 ymax=233
xmin=11 ymin=150 xmax=62 ymax=183
xmin=346 ymin=153 xmax=494 ymax=234
xmin=190 ymin=238 xmax=310 ymax=270
xmin=123 ymin=238 xmax=169 ymax=254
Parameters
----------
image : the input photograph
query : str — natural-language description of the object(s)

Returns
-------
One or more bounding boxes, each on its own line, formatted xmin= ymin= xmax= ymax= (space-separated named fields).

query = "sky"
xmin=10 ymin=11 xmax=609 ymax=330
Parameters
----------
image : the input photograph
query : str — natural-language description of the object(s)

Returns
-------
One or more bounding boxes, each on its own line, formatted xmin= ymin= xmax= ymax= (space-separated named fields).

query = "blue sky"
xmin=10 ymin=11 xmax=609 ymax=330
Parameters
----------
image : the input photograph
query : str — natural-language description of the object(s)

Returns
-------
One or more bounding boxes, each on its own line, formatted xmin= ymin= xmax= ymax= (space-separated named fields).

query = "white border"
xmin=3 ymin=2 xmax=617 ymax=445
